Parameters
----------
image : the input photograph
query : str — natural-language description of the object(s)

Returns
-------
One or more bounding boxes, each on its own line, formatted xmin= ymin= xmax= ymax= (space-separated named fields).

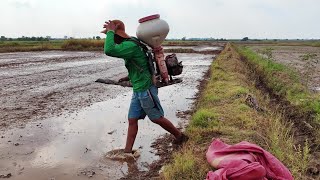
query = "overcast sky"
xmin=1 ymin=0 xmax=319 ymax=39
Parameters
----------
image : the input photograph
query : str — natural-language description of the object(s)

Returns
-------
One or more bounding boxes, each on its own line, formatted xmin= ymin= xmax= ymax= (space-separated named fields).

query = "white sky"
xmin=0 ymin=0 xmax=319 ymax=39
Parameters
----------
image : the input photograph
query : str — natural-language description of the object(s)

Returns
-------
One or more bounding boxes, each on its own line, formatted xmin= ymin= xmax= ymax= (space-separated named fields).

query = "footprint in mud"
xmin=104 ymin=149 xmax=142 ymax=176
xmin=105 ymin=149 xmax=140 ymax=161
xmin=78 ymin=169 xmax=96 ymax=178
xmin=0 ymin=173 xmax=12 ymax=178
xmin=0 ymin=162 xmax=25 ymax=178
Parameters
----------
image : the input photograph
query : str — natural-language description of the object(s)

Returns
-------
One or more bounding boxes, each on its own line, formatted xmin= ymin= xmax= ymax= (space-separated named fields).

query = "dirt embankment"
xmin=161 ymin=43 xmax=319 ymax=179
xmin=250 ymin=45 xmax=320 ymax=91
xmin=237 ymin=45 xmax=320 ymax=179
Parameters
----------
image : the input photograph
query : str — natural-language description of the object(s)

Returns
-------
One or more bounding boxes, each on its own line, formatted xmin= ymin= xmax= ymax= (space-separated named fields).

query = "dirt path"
xmin=0 ymin=50 xmax=216 ymax=179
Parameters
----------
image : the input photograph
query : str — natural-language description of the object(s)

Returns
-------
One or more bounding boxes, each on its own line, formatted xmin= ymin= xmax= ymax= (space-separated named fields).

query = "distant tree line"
xmin=1 ymin=36 xmax=102 ymax=41
xmin=92 ymin=36 xmax=101 ymax=40
xmin=167 ymin=37 xmax=228 ymax=41
xmin=2 ymin=35 xmax=317 ymax=42
xmin=241 ymin=37 xmax=249 ymax=41
xmin=1 ymin=36 xmax=50 ymax=41
xmin=188 ymin=38 xmax=228 ymax=41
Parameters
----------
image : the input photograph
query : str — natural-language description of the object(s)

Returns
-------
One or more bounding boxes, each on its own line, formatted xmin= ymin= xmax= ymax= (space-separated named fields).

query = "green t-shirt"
xmin=104 ymin=31 xmax=152 ymax=92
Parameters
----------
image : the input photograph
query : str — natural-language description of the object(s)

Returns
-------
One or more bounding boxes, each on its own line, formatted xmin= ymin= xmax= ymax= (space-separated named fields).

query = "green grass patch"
xmin=163 ymin=149 xmax=209 ymax=180
xmin=309 ymin=42 xmax=320 ymax=47
xmin=191 ymin=109 xmax=218 ymax=128
xmin=0 ymin=40 xmax=64 ymax=52
xmin=163 ymin=43 xmax=311 ymax=179
xmin=264 ymin=115 xmax=310 ymax=176
xmin=61 ymin=39 xmax=104 ymax=51
xmin=0 ymin=40 xmax=104 ymax=52
xmin=235 ymin=40 xmax=320 ymax=47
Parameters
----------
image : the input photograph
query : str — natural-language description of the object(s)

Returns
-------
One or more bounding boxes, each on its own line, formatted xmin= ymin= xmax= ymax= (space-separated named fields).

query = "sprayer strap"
xmin=131 ymin=60 xmax=144 ymax=73
xmin=127 ymin=37 xmax=149 ymax=52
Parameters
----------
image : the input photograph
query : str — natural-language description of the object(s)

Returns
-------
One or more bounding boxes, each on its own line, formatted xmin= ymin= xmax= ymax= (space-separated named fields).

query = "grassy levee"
xmin=162 ymin=43 xmax=312 ymax=179
xmin=0 ymin=40 xmax=105 ymax=52
xmin=0 ymin=40 xmax=225 ymax=53
xmin=237 ymin=46 xmax=320 ymax=131
xmin=1 ymin=40 xmax=319 ymax=53
xmin=0 ymin=41 xmax=63 ymax=52
xmin=235 ymin=40 xmax=320 ymax=47
xmin=61 ymin=39 xmax=104 ymax=51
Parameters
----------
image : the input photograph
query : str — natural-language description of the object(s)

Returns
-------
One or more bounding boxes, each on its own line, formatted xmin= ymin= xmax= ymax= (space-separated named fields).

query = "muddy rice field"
xmin=0 ymin=48 xmax=220 ymax=179
xmin=250 ymin=45 xmax=320 ymax=92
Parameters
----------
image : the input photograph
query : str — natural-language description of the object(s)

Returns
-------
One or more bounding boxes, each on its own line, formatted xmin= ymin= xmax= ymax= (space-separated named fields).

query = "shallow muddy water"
xmin=0 ymin=51 xmax=215 ymax=179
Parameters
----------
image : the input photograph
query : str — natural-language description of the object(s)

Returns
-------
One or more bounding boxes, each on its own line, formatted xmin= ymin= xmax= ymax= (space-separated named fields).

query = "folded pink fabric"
xmin=206 ymin=139 xmax=293 ymax=180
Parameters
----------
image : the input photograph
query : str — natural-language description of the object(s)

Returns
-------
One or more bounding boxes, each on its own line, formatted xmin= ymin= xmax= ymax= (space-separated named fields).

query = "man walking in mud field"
xmin=101 ymin=20 xmax=188 ymax=157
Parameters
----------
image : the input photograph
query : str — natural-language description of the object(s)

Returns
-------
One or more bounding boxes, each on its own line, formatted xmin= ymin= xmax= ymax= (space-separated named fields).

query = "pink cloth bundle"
xmin=206 ymin=139 xmax=293 ymax=180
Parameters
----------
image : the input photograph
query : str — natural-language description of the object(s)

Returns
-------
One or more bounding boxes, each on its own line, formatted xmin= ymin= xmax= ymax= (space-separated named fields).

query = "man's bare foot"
xmin=173 ymin=133 xmax=189 ymax=145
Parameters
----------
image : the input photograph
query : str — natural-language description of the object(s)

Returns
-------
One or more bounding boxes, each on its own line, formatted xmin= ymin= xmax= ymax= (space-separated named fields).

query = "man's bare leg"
xmin=152 ymin=116 xmax=182 ymax=139
xmin=124 ymin=118 xmax=139 ymax=153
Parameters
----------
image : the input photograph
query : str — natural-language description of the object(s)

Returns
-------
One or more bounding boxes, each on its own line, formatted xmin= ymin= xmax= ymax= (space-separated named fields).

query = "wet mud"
xmin=0 ymin=50 xmax=215 ymax=179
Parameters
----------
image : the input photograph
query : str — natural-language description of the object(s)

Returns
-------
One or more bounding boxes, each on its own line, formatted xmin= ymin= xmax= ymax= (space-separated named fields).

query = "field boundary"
xmin=0 ymin=40 xmax=224 ymax=53
xmin=237 ymin=46 xmax=320 ymax=144
xmin=162 ymin=43 xmax=317 ymax=179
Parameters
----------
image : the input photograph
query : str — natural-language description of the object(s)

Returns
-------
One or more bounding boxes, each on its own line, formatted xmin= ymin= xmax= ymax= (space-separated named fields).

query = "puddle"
xmin=0 ymin=52 xmax=215 ymax=179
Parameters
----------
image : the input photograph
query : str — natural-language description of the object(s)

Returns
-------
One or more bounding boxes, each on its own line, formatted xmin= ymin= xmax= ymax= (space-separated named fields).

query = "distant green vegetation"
xmin=235 ymin=40 xmax=320 ymax=47
xmin=310 ymin=41 xmax=320 ymax=47
xmin=0 ymin=39 xmax=224 ymax=53
xmin=0 ymin=40 xmax=63 ymax=52
xmin=163 ymin=40 xmax=216 ymax=46
xmin=0 ymin=40 xmax=105 ymax=52
xmin=1 ymin=39 xmax=319 ymax=53
xmin=61 ymin=39 xmax=104 ymax=51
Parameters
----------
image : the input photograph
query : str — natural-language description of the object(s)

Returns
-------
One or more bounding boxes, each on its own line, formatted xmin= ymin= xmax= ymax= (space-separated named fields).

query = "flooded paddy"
xmin=0 ymin=50 xmax=216 ymax=179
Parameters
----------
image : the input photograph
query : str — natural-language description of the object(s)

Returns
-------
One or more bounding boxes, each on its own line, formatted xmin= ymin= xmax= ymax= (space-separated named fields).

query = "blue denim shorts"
xmin=128 ymin=85 xmax=164 ymax=121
